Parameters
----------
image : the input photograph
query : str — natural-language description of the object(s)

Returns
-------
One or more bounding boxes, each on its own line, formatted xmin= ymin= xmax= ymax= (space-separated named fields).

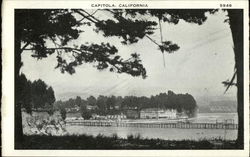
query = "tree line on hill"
xmin=53 ymin=91 xmax=197 ymax=118
xmin=19 ymin=74 xmax=197 ymax=118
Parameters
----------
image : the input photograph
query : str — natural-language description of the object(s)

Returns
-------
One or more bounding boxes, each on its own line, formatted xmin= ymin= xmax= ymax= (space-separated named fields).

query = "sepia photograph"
xmin=2 ymin=1 xmax=249 ymax=156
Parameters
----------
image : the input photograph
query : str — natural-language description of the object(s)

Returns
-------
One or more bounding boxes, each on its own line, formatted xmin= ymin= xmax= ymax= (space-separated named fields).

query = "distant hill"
xmin=56 ymin=92 xmax=89 ymax=101
xmin=198 ymin=100 xmax=237 ymax=113
xmin=196 ymin=95 xmax=236 ymax=106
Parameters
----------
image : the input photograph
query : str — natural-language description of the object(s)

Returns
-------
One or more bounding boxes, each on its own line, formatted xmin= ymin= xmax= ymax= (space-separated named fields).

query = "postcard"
xmin=2 ymin=0 xmax=249 ymax=156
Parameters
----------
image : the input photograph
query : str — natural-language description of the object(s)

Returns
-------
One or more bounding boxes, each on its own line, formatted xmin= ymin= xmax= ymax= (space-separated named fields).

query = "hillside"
xmin=198 ymin=100 xmax=237 ymax=113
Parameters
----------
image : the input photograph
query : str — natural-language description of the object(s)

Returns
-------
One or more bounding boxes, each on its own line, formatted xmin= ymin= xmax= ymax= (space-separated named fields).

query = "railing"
xmin=66 ymin=121 xmax=238 ymax=130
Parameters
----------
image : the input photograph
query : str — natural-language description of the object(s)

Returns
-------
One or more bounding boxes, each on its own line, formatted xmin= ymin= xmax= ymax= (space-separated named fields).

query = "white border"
xmin=2 ymin=0 xmax=249 ymax=156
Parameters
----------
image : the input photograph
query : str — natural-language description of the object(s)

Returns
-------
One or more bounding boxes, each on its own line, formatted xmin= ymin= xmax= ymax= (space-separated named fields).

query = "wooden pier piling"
xmin=67 ymin=121 xmax=238 ymax=130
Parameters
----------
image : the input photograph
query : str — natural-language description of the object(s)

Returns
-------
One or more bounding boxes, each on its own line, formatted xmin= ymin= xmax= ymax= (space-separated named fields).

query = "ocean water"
xmin=65 ymin=113 xmax=238 ymax=140
xmin=66 ymin=125 xmax=237 ymax=140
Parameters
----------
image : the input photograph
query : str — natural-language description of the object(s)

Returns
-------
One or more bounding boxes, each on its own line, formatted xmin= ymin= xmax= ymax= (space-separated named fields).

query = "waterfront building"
xmin=65 ymin=112 xmax=82 ymax=121
xmin=125 ymin=109 xmax=140 ymax=119
xmin=140 ymin=108 xmax=177 ymax=119
xmin=106 ymin=113 xmax=127 ymax=120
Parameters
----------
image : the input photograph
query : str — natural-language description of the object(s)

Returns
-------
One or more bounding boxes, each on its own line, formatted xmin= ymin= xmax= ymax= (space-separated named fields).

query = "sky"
xmin=20 ymin=10 xmax=237 ymax=102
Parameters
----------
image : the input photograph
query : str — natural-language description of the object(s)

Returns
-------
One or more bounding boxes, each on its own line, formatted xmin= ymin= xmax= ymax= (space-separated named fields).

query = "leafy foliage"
xmin=60 ymin=108 xmax=67 ymax=120
xmin=17 ymin=134 xmax=237 ymax=149
xmin=80 ymin=105 xmax=92 ymax=119
xmin=86 ymin=96 xmax=97 ymax=106
xmin=16 ymin=9 xmax=81 ymax=58
xmin=16 ymin=9 xmax=149 ymax=79
xmin=54 ymin=43 xmax=147 ymax=78
xmin=96 ymin=95 xmax=108 ymax=115
xmin=16 ymin=74 xmax=32 ymax=113
xmin=16 ymin=9 xmax=215 ymax=78
xmin=31 ymin=79 xmax=56 ymax=109
xmin=124 ymin=9 xmax=216 ymax=25
xmin=18 ymin=74 xmax=56 ymax=112
xmin=95 ymin=16 xmax=157 ymax=44
xmin=159 ymin=41 xmax=180 ymax=53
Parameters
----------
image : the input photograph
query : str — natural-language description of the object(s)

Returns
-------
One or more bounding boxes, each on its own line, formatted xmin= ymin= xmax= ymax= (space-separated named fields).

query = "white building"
xmin=106 ymin=113 xmax=127 ymax=120
xmin=140 ymin=108 xmax=177 ymax=119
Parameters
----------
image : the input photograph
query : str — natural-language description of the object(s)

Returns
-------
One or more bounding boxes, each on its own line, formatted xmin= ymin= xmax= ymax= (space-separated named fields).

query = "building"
xmin=65 ymin=106 xmax=80 ymax=112
xmin=106 ymin=113 xmax=127 ymax=120
xmin=140 ymin=108 xmax=177 ymax=119
xmin=86 ymin=105 xmax=98 ymax=110
xmin=91 ymin=114 xmax=107 ymax=120
xmin=176 ymin=111 xmax=189 ymax=119
xmin=125 ymin=109 xmax=140 ymax=119
xmin=65 ymin=112 xmax=82 ymax=121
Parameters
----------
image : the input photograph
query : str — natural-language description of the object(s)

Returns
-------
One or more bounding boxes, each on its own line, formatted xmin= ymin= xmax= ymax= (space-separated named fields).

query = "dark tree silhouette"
xmin=60 ymin=108 xmax=67 ymax=120
xmin=80 ymin=105 xmax=92 ymax=120
xmin=96 ymin=95 xmax=108 ymax=115
xmin=18 ymin=75 xmax=56 ymax=113
xmin=15 ymin=74 xmax=56 ymax=144
xmin=15 ymin=9 xmax=244 ymax=147
xmin=75 ymin=96 xmax=82 ymax=107
xmin=31 ymin=79 xmax=55 ymax=109
xmin=106 ymin=96 xmax=116 ymax=111
xmin=226 ymin=10 xmax=243 ymax=148
xmin=16 ymin=74 xmax=32 ymax=114
xmin=86 ymin=96 xmax=97 ymax=106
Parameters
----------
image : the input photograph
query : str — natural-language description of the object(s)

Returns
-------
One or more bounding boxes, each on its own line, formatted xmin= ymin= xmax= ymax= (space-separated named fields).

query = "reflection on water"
xmin=66 ymin=113 xmax=238 ymax=140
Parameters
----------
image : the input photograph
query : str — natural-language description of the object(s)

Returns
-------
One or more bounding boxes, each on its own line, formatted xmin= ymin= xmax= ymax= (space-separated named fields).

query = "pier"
xmin=66 ymin=121 xmax=238 ymax=130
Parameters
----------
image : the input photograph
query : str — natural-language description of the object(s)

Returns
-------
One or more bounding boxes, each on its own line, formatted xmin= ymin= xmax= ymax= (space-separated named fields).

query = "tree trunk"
xmin=15 ymin=14 xmax=24 ymax=147
xmin=15 ymin=47 xmax=23 ymax=147
xmin=227 ymin=9 xmax=244 ymax=149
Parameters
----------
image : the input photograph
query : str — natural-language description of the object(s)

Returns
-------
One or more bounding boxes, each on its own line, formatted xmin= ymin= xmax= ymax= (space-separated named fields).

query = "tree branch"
xmin=223 ymin=70 xmax=237 ymax=94
xmin=23 ymin=47 xmax=91 ymax=56
xmin=79 ymin=9 xmax=101 ymax=22
xmin=73 ymin=9 xmax=99 ymax=24
xmin=20 ymin=42 xmax=30 ymax=53
xmin=77 ymin=9 xmax=99 ymax=23
xmin=145 ymin=35 xmax=160 ymax=46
